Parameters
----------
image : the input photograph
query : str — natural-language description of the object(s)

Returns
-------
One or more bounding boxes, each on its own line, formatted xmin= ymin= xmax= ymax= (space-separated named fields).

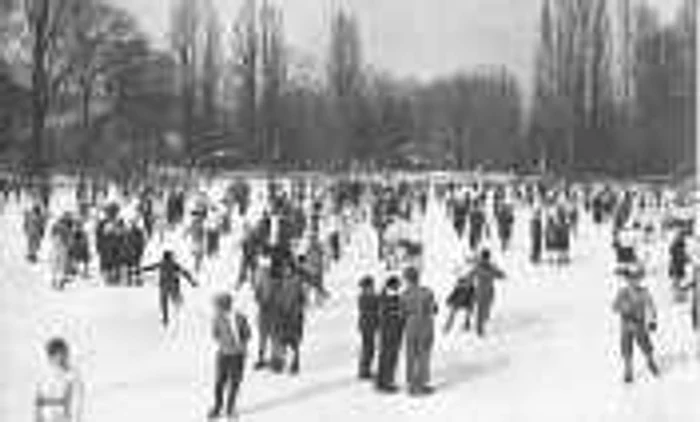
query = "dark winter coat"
xmin=358 ymin=291 xmax=380 ymax=332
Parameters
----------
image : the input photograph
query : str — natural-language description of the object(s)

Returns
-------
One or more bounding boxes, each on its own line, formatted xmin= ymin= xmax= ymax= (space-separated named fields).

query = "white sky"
xmin=111 ymin=0 xmax=685 ymax=91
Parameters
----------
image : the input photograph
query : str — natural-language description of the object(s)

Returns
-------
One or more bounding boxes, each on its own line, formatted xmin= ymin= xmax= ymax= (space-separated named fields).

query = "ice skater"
xmin=612 ymin=263 xmax=660 ymax=383
xmin=465 ymin=249 xmax=506 ymax=337
xmin=444 ymin=270 xmax=477 ymax=333
xmin=208 ymin=292 xmax=251 ymax=421
xmin=375 ymin=276 xmax=404 ymax=393
xmin=357 ymin=276 xmax=380 ymax=380
xmin=34 ymin=338 xmax=84 ymax=422
xmin=24 ymin=203 xmax=46 ymax=263
xmin=400 ymin=267 xmax=437 ymax=396
xmin=137 ymin=250 xmax=198 ymax=328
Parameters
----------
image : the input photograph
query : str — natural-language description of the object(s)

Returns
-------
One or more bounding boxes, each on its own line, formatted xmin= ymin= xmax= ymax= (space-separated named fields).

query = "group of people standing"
xmin=357 ymin=266 xmax=438 ymax=395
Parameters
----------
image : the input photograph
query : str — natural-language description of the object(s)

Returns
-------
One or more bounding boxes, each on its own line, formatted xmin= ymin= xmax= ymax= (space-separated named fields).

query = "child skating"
xmin=612 ymin=262 xmax=660 ymax=383
xmin=137 ymin=250 xmax=198 ymax=328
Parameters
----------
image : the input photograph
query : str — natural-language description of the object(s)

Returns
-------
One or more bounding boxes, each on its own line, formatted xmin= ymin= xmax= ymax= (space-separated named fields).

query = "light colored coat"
xmin=400 ymin=285 xmax=437 ymax=342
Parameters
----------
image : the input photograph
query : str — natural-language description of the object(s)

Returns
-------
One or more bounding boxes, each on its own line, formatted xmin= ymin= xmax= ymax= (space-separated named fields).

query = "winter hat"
xmin=359 ymin=276 xmax=375 ymax=289
xmin=384 ymin=276 xmax=401 ymax=292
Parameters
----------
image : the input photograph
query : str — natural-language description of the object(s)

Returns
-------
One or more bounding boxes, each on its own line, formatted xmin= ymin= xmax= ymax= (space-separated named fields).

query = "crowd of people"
xmin=3 ymin=170 xmax=697 ymax=421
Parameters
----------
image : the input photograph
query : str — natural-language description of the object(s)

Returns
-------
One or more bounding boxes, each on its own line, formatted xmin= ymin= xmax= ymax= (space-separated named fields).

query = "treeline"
xmin=530 ymin=0 xmax=696 ymax=177
xmin=0 ymin=0 xmax=696 ymax=177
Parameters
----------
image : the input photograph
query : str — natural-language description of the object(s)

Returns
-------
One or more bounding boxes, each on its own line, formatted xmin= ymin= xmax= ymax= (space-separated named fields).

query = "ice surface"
xmin=1 ymin=188 xmax=698 ymax=422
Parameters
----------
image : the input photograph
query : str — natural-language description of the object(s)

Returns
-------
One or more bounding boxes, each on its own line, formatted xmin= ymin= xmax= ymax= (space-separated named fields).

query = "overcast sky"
xmin=112 ymin=0 xmax=683 ymax=91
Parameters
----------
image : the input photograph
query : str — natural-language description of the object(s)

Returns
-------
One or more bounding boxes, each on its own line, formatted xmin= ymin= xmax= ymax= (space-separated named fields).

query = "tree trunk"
xmin=78 ymin=82 xmax=92 ymax=199
xmin=30 ymin=0 xmax=50 ymax=192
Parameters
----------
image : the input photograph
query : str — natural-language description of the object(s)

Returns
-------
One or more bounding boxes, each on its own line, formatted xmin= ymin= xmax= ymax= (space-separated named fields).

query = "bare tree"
xmin=327 ymin=8 xmax=365 ymax=160
xmin=24 ymin=0 xmax=78 ymax=179
xmin=170 ymin=0 xmax=200 ymax=159
xmin=63 ymin=0 xmax=143 ymax=186
xmin=259 ymin=0 xmax=286 ymax=164
xmin=230 ymin=0 xmax=259 ymax=162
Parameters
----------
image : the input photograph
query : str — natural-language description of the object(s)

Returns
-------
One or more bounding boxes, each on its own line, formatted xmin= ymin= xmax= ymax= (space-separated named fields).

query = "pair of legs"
xmin=254 ymin=310 xmax=272 ymax=368
xmin=376 ymin=326 xmax=403 ymax=391
xmin=270 ymin=336 xmax=300 ymax=374
xmin=475 ymin=293 xmax=494 ymax=337
xmin=444 ymin=306 xmax=473 ymax=333
xmin=358 ymin=329 xmax=377 ymax=378
xmin=159 ymin=291 xmax=182 ymax=327
xmin=405 ymin=334 xmax=434 ymax=395
xmin=621 ymin=327 xmax=659 ymax=383
xmin=209 ymin=353 xmax=245 ymax=418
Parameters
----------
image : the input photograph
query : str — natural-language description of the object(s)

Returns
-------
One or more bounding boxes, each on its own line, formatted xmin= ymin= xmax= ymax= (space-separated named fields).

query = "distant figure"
xmin=24 ymin=204 xmax=47 ymax=263
xmin=669 ymin=231 xmax=688 ymax=294
xmin=612 ymin=263 xmax=660 ymax=383
xmin=357 ymin=276 xmax=380 ymax=380
xmin=400 ymin=267 xmax=437 ymax=396
xmin=530 ymin=209 xmax=543 ymax=264
xmin=34 ymin=338 xmax=84 ymax=422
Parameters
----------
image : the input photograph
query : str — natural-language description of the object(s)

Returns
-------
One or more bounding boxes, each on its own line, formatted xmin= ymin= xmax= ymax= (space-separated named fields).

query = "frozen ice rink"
xmin=1 ymin=187 xmax=698 ymax=422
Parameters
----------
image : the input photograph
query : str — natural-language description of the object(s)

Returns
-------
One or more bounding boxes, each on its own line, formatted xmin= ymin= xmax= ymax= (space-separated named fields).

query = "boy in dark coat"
xmin=208 ymin=292 xmax=251 ymax=420
xmin=466 ymin=249 xmax=506 ymax=337
xmin=444 ymin=272 xmax=476 ymax=333
xmin=357 ymin=276 xmax=380 ymax=380
xmin=137 ymin=250 xmax=198 ymax=327
xmin=375 ymin=276 xmax=404 ymax=393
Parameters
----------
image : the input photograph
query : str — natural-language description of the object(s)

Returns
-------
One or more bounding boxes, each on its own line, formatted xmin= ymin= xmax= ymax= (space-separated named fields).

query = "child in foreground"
xmin=208 ymin=292 xmax=251 ymax=420
xmin=34 ymin=338 xmax=84 ymax=422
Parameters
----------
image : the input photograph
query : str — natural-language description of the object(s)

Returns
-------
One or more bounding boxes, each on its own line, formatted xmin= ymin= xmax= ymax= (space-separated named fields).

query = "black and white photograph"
xmin=0 ymin=0 xmax=698 ymax=420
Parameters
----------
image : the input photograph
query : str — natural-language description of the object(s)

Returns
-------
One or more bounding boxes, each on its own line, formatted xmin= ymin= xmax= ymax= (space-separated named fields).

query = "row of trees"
xmin=0 ymin=0 xmax=175 ymax=180
xmin=1 ymin=0 xmax=695 ymax=177
xmin=531 ymin=0 xmax=696 ymax=176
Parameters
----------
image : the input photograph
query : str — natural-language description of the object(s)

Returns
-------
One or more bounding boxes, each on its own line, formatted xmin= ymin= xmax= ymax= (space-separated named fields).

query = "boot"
xmin=648 ymin=358 xmax=660 ymax=377
xmin=623 ymin=360 xmax=633 ymax=384
xmin=270 ymin=357 xmax=285 ymax=373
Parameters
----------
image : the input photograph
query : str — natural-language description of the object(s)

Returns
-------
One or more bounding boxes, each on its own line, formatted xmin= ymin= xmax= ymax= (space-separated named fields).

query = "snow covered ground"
xmin=1 ymin=188 xmax=698 ymax=422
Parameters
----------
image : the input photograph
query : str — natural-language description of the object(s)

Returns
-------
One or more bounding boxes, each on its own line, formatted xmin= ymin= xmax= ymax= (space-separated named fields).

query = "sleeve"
xmin=612 ymin=289 xmax=625 ymax=314
xmin=430 ymin=291 xmax=438 ymax=314
xmin=645 ymin=290 xmax=658 ymax=324
xmin=212 ymin=318 xmax=221 ymax=341
xmin=492 ymin=266 xmax=506 ymax=280
xmin=177 ymin=264 xmax=197 ymax=286
xmin=139 ymin=263 xmax=160 ymax=273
